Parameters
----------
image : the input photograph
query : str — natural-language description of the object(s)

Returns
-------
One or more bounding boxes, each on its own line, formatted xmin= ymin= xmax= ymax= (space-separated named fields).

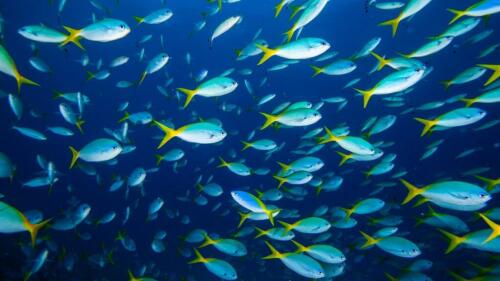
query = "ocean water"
xmin=0 ymin=0 xmax=499 ymax=280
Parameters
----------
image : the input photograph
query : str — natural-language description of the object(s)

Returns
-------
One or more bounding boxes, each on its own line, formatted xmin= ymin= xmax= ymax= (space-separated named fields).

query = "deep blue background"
xmin=0 ymin=0 xmax=499 ymax=280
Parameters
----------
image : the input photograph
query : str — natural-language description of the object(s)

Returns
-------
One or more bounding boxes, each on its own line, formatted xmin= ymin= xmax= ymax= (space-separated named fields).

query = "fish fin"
xmin=310 ymin=65 xmax=323 ymax=77
xmin=28 ymin=218 xmax=52 ymax=248
xmin=69 ymin=146 xmax=79 ymax=169
xmin=414 ymin=117 xmax=438 ymax=137
xmin=289 ymin=5 xmax=302 ymax=20
xmin=384 ymin=272 xmax=397 ymax=281
xmin=266 ymin=209 xmax=279 ymax=226
xmin=16 ymin=74 xmax=40 ymax=93
xmin=241 ymin=141 xmax=253 ymax=151
xmin=291 ymin=240 xmax=308 ymax=253
xmin=437 ymin=228 xmax=465 ymax=254
xmin=138 ymin=71 xmax=147 ymax=85
xmin=234 ymin=49 xmax=242 ymax=58
xmin=262 ymin=241 xmax=282 ymax=259
xmin=199 ymin=234 xmax=215 ymax=248
xmin=60 ymin=26 xmax=84 ymax=50
xmin=474 ymin=175 xmax=499 ymax=192
xmin=412 ymin=198 xmax=429 ymax=207
xmin=86 ymin=71 xmax=94 ymax=81
xmin=128 ymin=270 xmax=136 ymax=281
xmin=283 ymin=24 xmax=297 ymax=42
xmin=459 ymin=97 xmax=476 ymax=107
xmin=153 ymin=120 xmax=178 ymax=148
xmin=399 ymin=179 xmax=424 ymax=204
xmin=370 ymin=51 xmax=389 ymax=71
xmin=133 ymin=16 xmax=144 ymax=24
xmin=359 ymin=231 xmax=380 ymax=249
xmin=315 ymin=186 xmax=322 ymax=196
xmin=477 ymin=64 xmax=500 ymax=86
xmin=154 ymin=154 xmax=164 ymax=166
xmin=276 ymin=161 xmax=291 ymax=172
xmin=118 ymin=111 xmax=130 ymax=123
xmin=274 ymin=0 xmax=286 ymax=17
xmin=259 ymin=112 xmax=278 ymax=130
xmin=52 ymin=90 xmax=63 ymax=99
xmin=441 ymin=80 xmax=452 ymax=90
xmin=341 ymin=207 xmax=354 ymax=219
xmin=273 ymin=175 xmax=287 ymax=189
xmin=254 ymin=227 xmax=267 ymax=238
xmin=217 ymin=157 xmax=229 ymax=168
xmin=255 ymin=44 xmax=278 ymax=65
xmin=237 ymin=212 xmax=249 ymax=228
xmin=379 ymin=14 xmax=403 ymax=37
xmin=353 ymin=88 xmax=375 ymax=108
xmin=76 ymin=119 xmax=84 ymax=134
xmin=447 ymin=271 xmax=470 ymax=281
xmin=277 ymin=220 xmax=293 ymax=231
xmin=177 ymin=87 xmax=197 ymax=108
xmin=188 ymin=248 xmax=206 ymax=264
xmin=478 ymin=213 xmax=500 ymax=244
xmin=447 ymin=8 xmax=467 ymax=25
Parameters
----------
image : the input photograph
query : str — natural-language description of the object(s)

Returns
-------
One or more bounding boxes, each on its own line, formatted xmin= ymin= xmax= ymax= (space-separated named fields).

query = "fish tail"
xmin=353 ymin=88 xmax=374 ymax=109
xmin=217 ymin=157 xmax=229 ymax=168
xmin=86 ymin=71 xmax=95 ymax=81
xmin=384 ymin=273 xmax=397 ymax=281
xmin=16 ymin=73 xmax=40 ymax=93
xmin=177 ymin=87 xmax=198 ymax=108
xmin=188 ymin=248 xmax=206 ymax=264
xmin=266 ymin=208 xmax=279 ymax=226
xmin=283 ymin=24 xmax=296 ymax=42
xmin=289 ymin=5 xmax=302 ymax=20
xmin=438 ymin=228 xmax=466 ymax=254
xmin=154 ymin=154 xmax=164 ymax=166
xmin=315 ymin=186 xmax=322 ymax=195
xmin=273 ymin=175 xmax=287 ymax=189
xmin=69 ymin=146 xmax=79 ymax=169
xmin=28 ymin=218 xmax=52 ymax=248
xmin=478 ymin=213 xmax=500 ymax=244
xmin=60 ymin=26 xmax=84 ymax=50
xmin=118 ymin=111 xmax=130 ymax=123
xmin=441 ymin=80 xmax=452 ymax=90
xmin=370 ymin=51 xmax=389 ymax=71
xmin=310 ymin=65 xmax=323 ymax=77
xmin=276 ymin=161 xmax=291 ymax=172
xmin=359 ymin=231 xmax=379 ymax=249
xmin=133 ymin=16 xmax=144 ymax=24
xmin=241 ymin=141 xmax=253 ymax=151
xmin=23 ymin=272 xmax=31 ymax=281
xmin=414 ymin=117 xmax=437 ymax=137
xmin=341 ymin=207 xmax=354 ymax=219
xmin=262 ymin=241 xmax=282 ymax=259
xmin=474 ymin=175 xmax=499 ymax=192
xmin=291 ymin=240 xmax=308 ymax=252
xmin=234 ymin=49 xmax=242 ymax=58
xmin=459 ymin=97 xmax=477 ymax=107
xmin=447 ymin=8 xmax=467 ymax=25
xmin=477 ymin=64 xmax=500 ymax=86
xmin=399 ymin=179 xmax=424 ymax=204
xmin=255 ymin=44 xmax=278 ymax=65
xmin=254 ymin=227 xmax=267 ymax=238
xmin=277 ymin=220 xmax=293 ymax=231
xmin=76 ymin=119 xmax=85 ymax=134
xmin=128 ymin=270 xmax=136 ymax=281
xmin=138 ymin=71 xmax=147 ymax=85
xmin=379 ymin=14 xmax=402 ymax=37
xmin=153 ymin=120 xmax=178 ymax=149
xmin=52 ymin=90 xmax=63 ymax=99
xmin=447 ymin=271 xmax=470 ymax=281
xmin=274 ymin=0 xmax=286 ymax=17
xmin=237 ymin=212 xmax=249 ymax=228
xmin=199 ymin=234 xmax=215 ymax=248
xmin=259 ymin=112 xmax=279 ymax=130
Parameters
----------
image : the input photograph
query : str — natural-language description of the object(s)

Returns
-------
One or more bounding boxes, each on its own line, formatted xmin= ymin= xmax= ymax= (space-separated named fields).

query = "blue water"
xmin=0 ymin=0 xmax=499 ymax=280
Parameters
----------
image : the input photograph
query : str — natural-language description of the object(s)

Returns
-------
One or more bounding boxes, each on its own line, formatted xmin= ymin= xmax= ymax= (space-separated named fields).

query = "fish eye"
xmin=120 ymin=25 xmax=125 ymax=29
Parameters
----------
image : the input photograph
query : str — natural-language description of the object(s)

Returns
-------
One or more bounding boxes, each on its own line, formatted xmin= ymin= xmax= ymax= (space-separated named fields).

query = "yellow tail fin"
xmin=260 ymin=112 xmax=279 ymax=130
xmin=289 ymin=5 xmax=303 ymax=20
xmin=133 ymin=16 xmax=144 ymax=24
xmin=370 ymin=52 xmax=389 ymax=71
xmin=441 ymin=80 xmax=452 ymax=90
xmin=60 ymin=26 xmax=84 ymax=50
xmin=276 ymin=161 xmax=291 ymax=172
xmin=138 ymin=71 xmax=147 ymax=85
xmin=76 ymin=119 xmax=85 ymax=134
xmin=460 ymin=97 xmax=477 ymax=107
xmin=238 ymin=212 xmax=250 ymax=228
xmin=437 ymin=228 xmax=466 ymax=254
xmin=399 ymin=179 xmax=424 ymax=204
xmin=273 ymin=175 xmax=287 ymax=189
xmin=265 ymin=208 xmax=278 ymax=226
xmin=291 ymin=240 xmax=308 ymax=253
xmin=384 ymin=272 xmax=397 ymax=281
xmin=153 ymin=120 xmax=178 ymax=148
xmin=337 ymin=151 xmax=352 ymax=166
xmin=359 ymin=231 xmax=380 ymax=249
xmin=199 ymin=234 xmax=216 ymax=248
xmin=128 ymin=270 xmax=137 ymax=281
xmin=447 ymin=271 xmax=470 ymax=281
xmin=379 ymin=15 xmax=402 ymax=37
xmin=27 ymin=218 xmax=52 ymax=248
xmin=256 ymin=44 xmax=278 ymax=65
xmin=414 ymin=117 xmax=438 ymax=137
xmin=177 ymin=87 xmax=198 ymax=108
xmin=283 ymin=24 xmax=297 ymax=42
xmin=15 ymin=73 xmax=39 ymax=93
xmin=477 ymin=64 xmax=500 ymax=86
xmin=474 ymin=175 xmax=500 ymax=192
xmin=118 ymin=111 xmax=130 ymax=123
xmin=241 ymin=141 xmax=253 ymax=151
xmin=154 ymin=154 xmax=164 ymax=166
xmin=217 ymin=157 xmax=229 ymax=168
xmin=263 ymin=241 xmax=283 ymax=259
xmin=278 ymin=220 xmax=294 ymax=231
xmin=310 ymin=65 xmax=324 ymax=77
xmin=188 ymin=248 xmax=207 ymax=264
xmin=353 ymin=88 xmax=375 ymax=109
xmin=478 ymin=213 xmax=500 ymax=244
xmin=69 ymin=146 xmax=79 ymax=169
xmin=447 ymin=8 xmax=467 ymax=25
xmin=274 ymin=0 xmax=286 ymax=17
xmin=341 ymin=207 xmax=354 ymax=219
xmin=254 ymin=227 xmax=268 ymax=238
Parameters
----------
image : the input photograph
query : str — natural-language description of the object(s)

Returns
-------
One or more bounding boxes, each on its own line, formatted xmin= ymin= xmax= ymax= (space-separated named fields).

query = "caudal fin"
xmin=28 ymin=218 xmax=52 ymax=248
xmin=438 ymin=228 xmax=466 ymax=254
xmin=238 ymin=212 xmax=249 ymax=228
xmin=133 ymin=16 xmax=144 ymax=24
xmin=273 ymin=175 xmax=287 ymax=189
xmin=353 ymin=88 xmax=374 ymax=108
xmin=447 ymin=8 xmax=467 ymax=25
xmin=153 ymin=120 xmax=178 ymax=149
xmin=337 ymin=151 xmax=352 ymax=166
xmin=118 ymin=111 xmax=130 ymax=123
xmin=274 ymin=0 xmax=286 ymax=17
xmin=241 ymin=141 xmax=253 ymax=151
xmin=359 ymin=231 xmax=380 ymax=249
xmin=379 ymin=15 xmax=402 ymax=37
xmin=478 ymin=213 xmax=500 ymax=244
xmin=154 ymin=154 xmax=164 ymax=166
xmin=460 ymin=97 xmax=477 ymax=107
xmin=259 ymin=112 xmax=279 ymax=130
xmin=399 ymin=179 xmax=424 ymax=204
xmin=60 ymin=26 xmax=84 ymax=50
xmin=188 ymin=248 xmax=207 ymax=264
xmin=414 ymin=117 xmax=437 ymax=137
xmin=16 ymin=73 xmax=40 ymax=93
xmin=69 ymin=146 xmax=79 ymax=169
xmin=370 ymin=52 xmax=389 ymax=71
xmin=310 ymin=65 xmax=324 ymax=77
xmin=255 ymin=44 xmax=278 ymax=65
xmin=177 ymin=88 xmax=198 ymax=108
xmin=262 ymin=241 xmax=283 ymax=259
xmin=283 ymin=24 xmax=297 ymax=42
